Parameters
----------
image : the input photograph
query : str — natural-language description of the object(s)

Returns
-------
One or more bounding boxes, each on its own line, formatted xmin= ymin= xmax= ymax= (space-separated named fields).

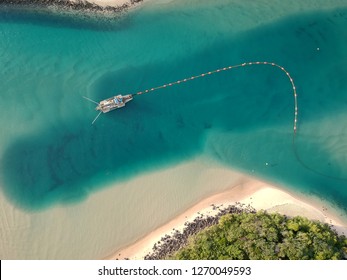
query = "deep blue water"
xmin=1 ymin=2 xmax=347 ymax=211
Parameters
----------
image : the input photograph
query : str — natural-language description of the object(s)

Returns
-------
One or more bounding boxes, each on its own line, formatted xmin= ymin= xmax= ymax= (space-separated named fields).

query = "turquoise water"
xmin=1 ymin=1 xmax=347 ymax=214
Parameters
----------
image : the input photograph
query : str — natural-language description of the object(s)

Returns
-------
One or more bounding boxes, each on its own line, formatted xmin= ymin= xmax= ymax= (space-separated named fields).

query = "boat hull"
xmin=96 ymin=94 xmax=133 ymax=113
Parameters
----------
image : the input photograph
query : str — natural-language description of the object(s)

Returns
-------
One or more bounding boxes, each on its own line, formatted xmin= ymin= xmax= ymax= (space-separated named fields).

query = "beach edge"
xmin=108 ymin=181 xmax=347 ymax=260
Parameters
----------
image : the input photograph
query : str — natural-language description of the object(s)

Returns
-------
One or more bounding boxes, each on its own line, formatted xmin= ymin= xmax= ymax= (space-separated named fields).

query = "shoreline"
xmin=0 ymin=0 xmax=144 ymax=14
xmin=109 ymin=181 xmax=347 ymax=260
xmin=1 ymin=0 xmax=347 ymax=260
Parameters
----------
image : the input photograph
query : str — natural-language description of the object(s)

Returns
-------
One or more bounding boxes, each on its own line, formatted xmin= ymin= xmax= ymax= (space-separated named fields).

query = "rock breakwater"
xmin=144 ymin=203 xmax=256 ymax=260
xmin=0 ymin=0 xmax=143 ymax=15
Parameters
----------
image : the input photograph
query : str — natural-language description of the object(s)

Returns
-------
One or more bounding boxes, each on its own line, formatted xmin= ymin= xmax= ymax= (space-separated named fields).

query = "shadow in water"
xmin=2 ymin=7 xmax=347 ymax=210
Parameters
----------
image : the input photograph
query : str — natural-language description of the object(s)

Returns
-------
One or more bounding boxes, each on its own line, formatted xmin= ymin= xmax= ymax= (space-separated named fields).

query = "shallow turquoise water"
xmin=1 ymin=2 xmax=347 ymax=212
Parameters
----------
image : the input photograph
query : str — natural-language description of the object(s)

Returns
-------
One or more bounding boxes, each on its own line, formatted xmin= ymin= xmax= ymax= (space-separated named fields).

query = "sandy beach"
xmin=111 ymin=181 xmax=347 ymax=260
xmin=0 ymin=156 xmax=251 ymax=259
xmin=1 ymin=0 xmax=347 ymax=260
xmin=71 ymin=0 xmax=144 ymax=7
xmin=0 ymin=0 xmax=146 ymax=10
xmin=3 ymin=152 xmax=346 ymax=259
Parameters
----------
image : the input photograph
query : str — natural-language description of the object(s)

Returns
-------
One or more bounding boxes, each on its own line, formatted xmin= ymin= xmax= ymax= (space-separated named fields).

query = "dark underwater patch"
xmin=1 ymin=7 xmax=347 ymax=211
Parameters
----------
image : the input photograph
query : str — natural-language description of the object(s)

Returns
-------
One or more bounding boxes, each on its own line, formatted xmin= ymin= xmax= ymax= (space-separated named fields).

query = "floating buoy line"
xmin=84 ymin=61 xmax=346 ymax=181
xmin=135 ymin=61 xmax=298 ymax=133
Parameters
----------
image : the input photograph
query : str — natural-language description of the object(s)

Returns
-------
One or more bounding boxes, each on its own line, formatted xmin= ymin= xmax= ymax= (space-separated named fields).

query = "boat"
xmin=96 ymin=94 xmax=133 ymax=113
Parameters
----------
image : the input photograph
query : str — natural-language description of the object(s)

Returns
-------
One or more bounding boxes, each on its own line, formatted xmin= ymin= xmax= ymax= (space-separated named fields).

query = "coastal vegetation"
xmin=146 ymin=208 xmax=347 ymax=260
xmin=171 ymin=211 xmax=347 ymax=260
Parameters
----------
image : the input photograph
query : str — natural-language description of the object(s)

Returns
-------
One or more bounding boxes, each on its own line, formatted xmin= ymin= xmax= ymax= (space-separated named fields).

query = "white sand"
xmin=70 ymin=0 xmax=142 ymax=7
xmin=73 ymin=0 xmax=128 ymax=6
xmin=0 ymin=156 xmax=249 ymax=259
xmin=111 ymin=182 xmax=347 ymax=260
xmin=1 ymin=0 xmax=347 ymax=259
xmin=1 ymin=155 xmax=346 ymax=259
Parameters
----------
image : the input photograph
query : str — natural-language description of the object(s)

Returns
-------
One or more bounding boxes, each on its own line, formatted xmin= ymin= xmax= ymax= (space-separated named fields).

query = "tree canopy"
xmin=170 ymin=211 xmax=347 ymax=260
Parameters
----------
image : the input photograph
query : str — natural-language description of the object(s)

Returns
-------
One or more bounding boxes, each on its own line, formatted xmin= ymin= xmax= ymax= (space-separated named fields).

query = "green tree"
xmin=169 ymin=211 xmax=347 ymax=260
